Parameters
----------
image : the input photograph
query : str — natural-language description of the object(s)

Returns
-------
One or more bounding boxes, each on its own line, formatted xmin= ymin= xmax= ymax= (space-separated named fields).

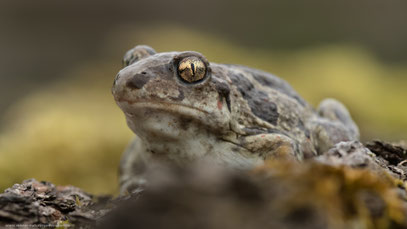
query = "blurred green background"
xmin=0 ymin=0 xmax=406 ymax=195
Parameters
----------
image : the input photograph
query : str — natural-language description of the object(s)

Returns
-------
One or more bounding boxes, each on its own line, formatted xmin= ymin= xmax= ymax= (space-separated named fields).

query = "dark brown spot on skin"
xmin=249 ymin=70 xmax=307 ymax=107
xmin=214 ymin=80 xmax=231 ymax=112
xmin=229 ymin=73 xmax=279 ymax=125
xmin=126 ymin=73 xmax=151 ymax=89
xmin=225 ymin=64 xmax=306 ymax=108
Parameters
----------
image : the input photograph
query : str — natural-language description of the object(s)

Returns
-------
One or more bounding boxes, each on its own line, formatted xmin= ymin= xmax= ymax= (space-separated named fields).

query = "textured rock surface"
xmin=367 ymin=140 xmax=407 ymax=181
xmin=1 ymin=140 xmax=407 ymax=229
xmin=0 ymin=179 xmax=111 ymax=228
xmin=316 ymin=141 xmax=394 ymax=177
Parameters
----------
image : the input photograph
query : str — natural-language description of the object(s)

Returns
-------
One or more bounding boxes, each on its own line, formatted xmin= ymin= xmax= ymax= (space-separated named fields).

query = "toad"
xmin=112 ymin=45 xmax=359 ymax=193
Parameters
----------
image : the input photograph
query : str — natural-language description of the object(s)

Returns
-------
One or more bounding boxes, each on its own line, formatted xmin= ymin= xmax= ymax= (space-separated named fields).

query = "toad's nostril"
xmin=126 ymin=73 xmax=151 ymax=89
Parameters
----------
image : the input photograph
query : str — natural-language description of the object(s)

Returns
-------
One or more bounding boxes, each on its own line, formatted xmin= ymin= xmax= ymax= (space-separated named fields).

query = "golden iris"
xmin=177 ymin=56 xmax=206 ymax=83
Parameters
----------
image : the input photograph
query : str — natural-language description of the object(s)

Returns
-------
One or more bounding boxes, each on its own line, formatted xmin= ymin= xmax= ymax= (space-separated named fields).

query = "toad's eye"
xmin=177 ymin=56 xmax=207 ymax=83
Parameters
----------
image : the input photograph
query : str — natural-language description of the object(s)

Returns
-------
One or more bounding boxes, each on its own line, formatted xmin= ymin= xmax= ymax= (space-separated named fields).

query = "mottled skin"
xmin=112 ymin=45 xmax=359 ymax=193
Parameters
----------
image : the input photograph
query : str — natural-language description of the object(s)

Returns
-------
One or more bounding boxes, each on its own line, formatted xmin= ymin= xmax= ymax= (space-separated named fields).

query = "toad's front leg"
xmin=119 ymin=137 xmax=149 ymax=195
xmin=241 ymin=133 xmax=303 ymax=161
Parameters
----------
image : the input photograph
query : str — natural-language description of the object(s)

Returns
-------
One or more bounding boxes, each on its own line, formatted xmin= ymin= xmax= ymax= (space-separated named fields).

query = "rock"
xmin=367 ymin=140 xmax=407 ymax=181
xmin=366 ymin=140 xmax=407 ymax=166
xmin=2 ymin=140 xmax=407 ymax=229
xmin=0 ymin=179 xmax=110 ymax=228
xmin=315 ymin=141 xmax=395 ymax=177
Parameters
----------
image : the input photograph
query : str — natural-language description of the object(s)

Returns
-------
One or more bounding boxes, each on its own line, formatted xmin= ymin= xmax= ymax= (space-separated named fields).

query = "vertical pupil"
xmin=177 ymin=57 xmax=206 ymax=83
xmin=191 ymin=63 xmax=195 ymax=75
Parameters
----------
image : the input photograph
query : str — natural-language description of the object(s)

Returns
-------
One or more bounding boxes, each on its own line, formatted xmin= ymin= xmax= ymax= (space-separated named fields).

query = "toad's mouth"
xmin=117 ymin=99 xmax=210 ymax=116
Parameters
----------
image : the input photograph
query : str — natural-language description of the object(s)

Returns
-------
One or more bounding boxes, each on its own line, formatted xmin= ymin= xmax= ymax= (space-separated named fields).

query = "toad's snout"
xmin=112 ymin=69 xmax=150 ymax=101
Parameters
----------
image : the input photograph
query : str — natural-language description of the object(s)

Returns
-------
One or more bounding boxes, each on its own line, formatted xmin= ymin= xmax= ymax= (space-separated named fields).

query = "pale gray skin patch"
xmin=112 ymin=45 xmax=360 ymax=194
